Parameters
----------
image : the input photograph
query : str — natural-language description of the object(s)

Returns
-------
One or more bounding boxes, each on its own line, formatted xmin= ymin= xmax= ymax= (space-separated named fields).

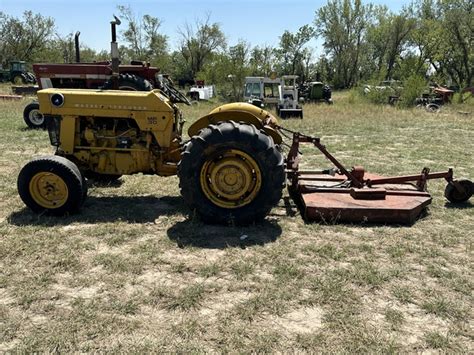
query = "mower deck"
xmin=283 ymin=130 xmax=472 ymax=225
xmin=295 ymin=173 xmax=432 ymax=224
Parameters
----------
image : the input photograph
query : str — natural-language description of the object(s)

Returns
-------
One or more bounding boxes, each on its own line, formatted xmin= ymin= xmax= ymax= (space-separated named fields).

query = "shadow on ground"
xmin=8 ymin=195 xmax=186 ymax=225
xmin=8 ymin=195 xmax=282 ymax=248
xmin=167 ymin=219 xmax=282 ymax=249
xmin=444 ymin=201 xmax=473 ymax=209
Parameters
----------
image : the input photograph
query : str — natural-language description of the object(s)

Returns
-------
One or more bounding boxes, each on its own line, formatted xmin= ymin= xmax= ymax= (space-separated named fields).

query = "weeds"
xmin=0 ymin=89 xmax=473 ymax=351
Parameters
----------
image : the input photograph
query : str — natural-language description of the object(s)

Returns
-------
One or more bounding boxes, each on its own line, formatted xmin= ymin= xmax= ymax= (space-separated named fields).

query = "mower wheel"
xmin=23 ymin=102 xmax=45 ymax=129
xmin=101 ymin=73 xmax=153 ymax=91
xmin=178 ymin=121 xmax=285 ymax=225
xmin=18 ymin=156 xmax=86 ymax=215
xmin=444 ymin=180 xmax=473 ymax=203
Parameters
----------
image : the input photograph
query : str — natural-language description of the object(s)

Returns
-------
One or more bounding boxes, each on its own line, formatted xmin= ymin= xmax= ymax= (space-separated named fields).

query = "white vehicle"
xmin=277 ymin=75 xmax=303 ymax=119
xmin=187 ymin=80 xmax=215 ymax=101
xmin=244 ymin=75 xmax=303 ymax=119
xmin=243 ymin=77 xmax=281 ymax=107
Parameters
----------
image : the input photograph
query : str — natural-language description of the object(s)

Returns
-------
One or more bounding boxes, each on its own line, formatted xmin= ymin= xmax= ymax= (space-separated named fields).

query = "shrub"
xmin=399 ymin=75 xmax=426 ymax=107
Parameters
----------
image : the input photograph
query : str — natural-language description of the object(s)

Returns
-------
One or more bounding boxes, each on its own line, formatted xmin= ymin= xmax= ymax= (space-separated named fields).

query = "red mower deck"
xmin=283 ymin=130 xmax=472 ymax=225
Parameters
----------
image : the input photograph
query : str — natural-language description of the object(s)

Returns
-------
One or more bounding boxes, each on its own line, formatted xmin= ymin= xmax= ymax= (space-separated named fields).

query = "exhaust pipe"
xmin=74 ymin=31 xmax=81 ymax=63
xmin=110 ymin=15 xmax=121 ymax=89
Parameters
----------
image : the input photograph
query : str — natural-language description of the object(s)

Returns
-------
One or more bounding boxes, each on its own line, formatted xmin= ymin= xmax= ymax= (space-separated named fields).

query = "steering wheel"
xmin=162 ymin=82 xmax=191 ymax=106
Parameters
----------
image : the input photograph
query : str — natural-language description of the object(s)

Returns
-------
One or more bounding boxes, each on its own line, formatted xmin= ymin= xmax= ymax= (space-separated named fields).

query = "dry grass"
xmin=0 ymin=86 xmax=473 ymax=352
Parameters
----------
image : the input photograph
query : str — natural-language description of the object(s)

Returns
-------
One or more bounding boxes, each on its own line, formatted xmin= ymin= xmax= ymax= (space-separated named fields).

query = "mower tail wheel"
xmin=18 ymin=156 xmax=86 ymax=215
xmin=178 ymin=121 xmax=285 ymax=225
xmin=444 ymin=180 xmax=473 ymax=203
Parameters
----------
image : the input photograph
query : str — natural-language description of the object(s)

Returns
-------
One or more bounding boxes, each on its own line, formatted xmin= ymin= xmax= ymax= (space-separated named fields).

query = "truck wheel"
xmin=23 ymin=102 xmax=45 ymax=129
xmin=101 ymin=73 xmax=153 ymax=91
xmin=18 ymin=156 xmax=86 ymax=215
xmin=444 ymin=180 xmax=473 ymax=203
xmin=178 ymin=121 xmax=285 ymax=225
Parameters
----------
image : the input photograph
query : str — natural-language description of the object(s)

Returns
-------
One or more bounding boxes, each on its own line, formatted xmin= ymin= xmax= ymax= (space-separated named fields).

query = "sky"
xmin=0 ymin=0 xmax=406 ymax=53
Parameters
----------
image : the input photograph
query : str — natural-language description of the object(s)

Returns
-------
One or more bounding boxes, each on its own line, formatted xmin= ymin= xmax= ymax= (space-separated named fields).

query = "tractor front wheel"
xmin=178 ymin=121 xmax=285 ymax=225
xmin=18 ymin=156 xmax=86 ymax=215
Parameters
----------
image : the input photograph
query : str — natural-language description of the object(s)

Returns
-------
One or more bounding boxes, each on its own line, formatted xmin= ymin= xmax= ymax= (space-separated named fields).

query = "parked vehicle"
xmin=0 ymin=61 xmax=36 ymax=84
xmin=299 ymin=81 xmax=333 ymax=104
xmin=187 ymin=80 xmax=216 ymax=101
xmin=243 ymin=76 xmax=303 ymax=118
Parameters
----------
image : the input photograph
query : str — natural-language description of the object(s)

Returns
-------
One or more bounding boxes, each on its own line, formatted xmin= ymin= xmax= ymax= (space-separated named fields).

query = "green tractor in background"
xmin=299 ymin=81 xmax=333 ymax=104
xmin=0 ymin=61 xmax=36 ymax=84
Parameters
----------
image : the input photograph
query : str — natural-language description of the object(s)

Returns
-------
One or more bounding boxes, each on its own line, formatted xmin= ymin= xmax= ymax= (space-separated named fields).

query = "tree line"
xmin=0 ymin=0 xmax=472 ymax=99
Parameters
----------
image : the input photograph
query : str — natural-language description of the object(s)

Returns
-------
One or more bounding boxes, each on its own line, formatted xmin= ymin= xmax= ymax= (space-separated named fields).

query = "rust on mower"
xmin=283 ymin=130 xmax=473 ymax=225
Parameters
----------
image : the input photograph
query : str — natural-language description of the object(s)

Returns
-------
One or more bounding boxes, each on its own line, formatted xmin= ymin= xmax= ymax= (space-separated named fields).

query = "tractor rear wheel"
xmin=18 ymin=156 xmax=86 ymax=215
xmin=12 ymin=75 xmax=25 ymax=85
xmin=101 ymin=73 xmax=153 ymax=91
xmin=178 ymin=121 xmax=285 ymax=225
xmin=23 ymin=102 xmax=45 ymax=129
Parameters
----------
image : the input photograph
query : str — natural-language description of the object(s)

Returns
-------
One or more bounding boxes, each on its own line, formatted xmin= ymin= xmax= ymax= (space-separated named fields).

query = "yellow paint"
xmin=200 ymin=149 xmax=262 ymax=208
xmin=29 ymin=172 xmax=69 ymax=209
xmin=188 ymin=102 xmax=282 ymax=144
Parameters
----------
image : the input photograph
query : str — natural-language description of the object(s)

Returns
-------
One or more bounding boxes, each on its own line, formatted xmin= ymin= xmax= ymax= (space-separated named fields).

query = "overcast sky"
xmin=1 ymin=0 xmax=406 ymax=53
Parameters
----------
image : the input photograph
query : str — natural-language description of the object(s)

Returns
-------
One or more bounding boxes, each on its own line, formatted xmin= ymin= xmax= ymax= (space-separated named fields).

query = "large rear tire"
xmin=18 ymin=156 xmax=86 ymax=215
xmin=178 ymin=121 xmax=285 ymax=225
xmin=101 ymin=73 xmax=153 ymax=91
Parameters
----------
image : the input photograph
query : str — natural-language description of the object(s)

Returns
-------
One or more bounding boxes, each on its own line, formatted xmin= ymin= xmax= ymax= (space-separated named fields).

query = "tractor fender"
xmin=188 ymin=102 xmax=282 ymax=144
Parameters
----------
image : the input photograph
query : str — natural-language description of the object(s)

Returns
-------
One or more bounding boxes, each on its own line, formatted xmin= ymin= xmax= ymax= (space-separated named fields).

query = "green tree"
xmin=366 ymin=6 xmax=416 ymax=80
xmin=200 ymin=41 xmax=251 ymax=101
xmin=315 ymin=0 xmax=373 ymax=88
xmin=275 ymin=24 xmax=315 ymax=80
xmin=177 ymin=14 xmax=227 ymax=80
xmin=410 ymin=0 xmax=473 ymax=88
xmin=249 ymin=45 xmax=276 ymax=77
xmin=0 ymin=11 xmax=55 ymax=65
xmin=117 ymin=5 xmax=169 ymax=68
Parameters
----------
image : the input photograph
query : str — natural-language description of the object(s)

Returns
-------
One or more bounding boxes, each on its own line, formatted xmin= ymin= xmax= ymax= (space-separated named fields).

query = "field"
xmin=0 ymin=87 xmax=473 ymax=352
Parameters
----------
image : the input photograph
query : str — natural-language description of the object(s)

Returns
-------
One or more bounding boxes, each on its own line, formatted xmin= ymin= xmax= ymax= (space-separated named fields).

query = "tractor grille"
xmin=46 ymin=116 xmax=61 ymax=146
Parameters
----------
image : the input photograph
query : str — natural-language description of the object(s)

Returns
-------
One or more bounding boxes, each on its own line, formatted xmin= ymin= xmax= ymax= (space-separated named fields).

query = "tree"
xmin=315 ymin=0 xmax=373 ymax=88
xmin=409 ymin=0 xmax=473 ymax=88
xmin=0 ymin=11 xmax=55 ymax=65
xmin=366 ymin=6 xmax=416 ymax=80
xmin=117 ymin=5 xmax=169 ymax=68
xmin=177 ymin=14 xmax=226 ymax=80
xmin=275 ymin=25 xmax=315 ymax=80
xmin=249 ymin=45 xmax=276 ymax=77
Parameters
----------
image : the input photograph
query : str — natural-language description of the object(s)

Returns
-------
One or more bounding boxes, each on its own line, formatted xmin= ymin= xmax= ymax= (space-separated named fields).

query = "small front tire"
xmin=18 ymin=156 xmax=86 ymax=215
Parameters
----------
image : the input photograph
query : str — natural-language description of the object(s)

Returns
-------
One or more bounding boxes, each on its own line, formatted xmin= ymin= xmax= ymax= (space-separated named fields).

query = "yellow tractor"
xmin=17 ymin=87 xmax=285 ymax=224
